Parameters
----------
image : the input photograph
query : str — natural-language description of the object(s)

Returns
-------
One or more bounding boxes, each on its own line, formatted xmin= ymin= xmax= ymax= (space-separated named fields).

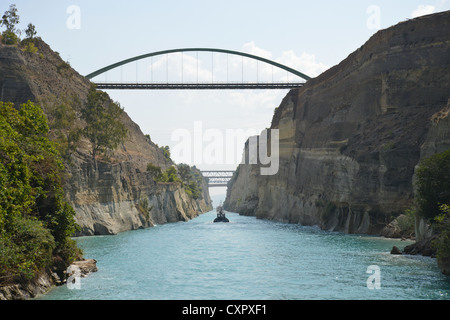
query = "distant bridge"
xmin=86 ymin=48 xmax=310 ymax=90
xmin=201 ymin=170 xmax=234 ymax=187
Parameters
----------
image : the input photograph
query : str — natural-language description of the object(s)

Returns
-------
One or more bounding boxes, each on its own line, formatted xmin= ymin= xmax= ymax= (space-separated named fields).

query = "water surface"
xmin=40 ymin=210 xmax=450 ymax=300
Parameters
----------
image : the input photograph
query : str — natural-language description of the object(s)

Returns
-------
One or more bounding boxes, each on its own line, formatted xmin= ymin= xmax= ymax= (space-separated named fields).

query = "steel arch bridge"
xmin=86 ymin=48 xmax=311 ymax=90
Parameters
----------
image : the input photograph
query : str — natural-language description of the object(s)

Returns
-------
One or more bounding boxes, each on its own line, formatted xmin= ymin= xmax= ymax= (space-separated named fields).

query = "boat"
xmin=214 ymin=205 xmax=229 ymax=223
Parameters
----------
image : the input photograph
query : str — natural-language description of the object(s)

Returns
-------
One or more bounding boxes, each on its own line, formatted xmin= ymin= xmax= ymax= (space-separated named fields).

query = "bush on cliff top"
xmin=0 ymin=101 xmax=80 ymax=284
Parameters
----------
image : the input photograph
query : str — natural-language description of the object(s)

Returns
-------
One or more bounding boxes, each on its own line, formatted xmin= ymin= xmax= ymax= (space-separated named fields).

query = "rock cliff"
xmin=0 ymin=38 xmax=212 ymax=236
xmin=224 ymin=11 xmax=450 ymax=235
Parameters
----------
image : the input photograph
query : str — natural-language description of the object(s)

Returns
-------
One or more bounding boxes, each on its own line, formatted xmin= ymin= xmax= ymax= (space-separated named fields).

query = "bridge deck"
xmin=201 ymin=171 xmax=234 ymax=187
xmin=94 ymin=82 xmax=304 ymax=90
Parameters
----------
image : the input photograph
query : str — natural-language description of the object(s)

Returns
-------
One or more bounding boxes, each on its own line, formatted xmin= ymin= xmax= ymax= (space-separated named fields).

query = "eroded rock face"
xmin=69 ymin=153 xmax=211 ymax=236
xmin=0 ymin=275 xmax=54 ymax=300
xmin=225 ymin=11 xmax=450 ymax=235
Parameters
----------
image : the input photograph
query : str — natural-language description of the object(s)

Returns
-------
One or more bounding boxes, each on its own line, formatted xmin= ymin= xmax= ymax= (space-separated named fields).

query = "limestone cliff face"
xmin=68 ymin=152 xmax=211 ymax=236
xmin=0 ymin=39 xmax=212 ymax=236
xmin=225 ymin=11 xmax=450 ymax=234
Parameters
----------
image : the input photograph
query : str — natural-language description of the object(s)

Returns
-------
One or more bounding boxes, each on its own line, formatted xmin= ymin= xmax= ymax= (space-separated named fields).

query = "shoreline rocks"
xmin=403 ymin=235 xmax=437 ymax=257
xmin=390 ymin=246 xmax=403 ymax=255
xmin=68 ymin=259 xmax=98 ymax=278
xmin=0 ymin=259 xmax=98 ymax=300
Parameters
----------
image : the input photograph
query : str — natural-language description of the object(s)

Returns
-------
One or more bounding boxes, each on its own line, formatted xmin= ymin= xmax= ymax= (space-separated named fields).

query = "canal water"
xmin=39 ymin=210 xmax=450 ymax=300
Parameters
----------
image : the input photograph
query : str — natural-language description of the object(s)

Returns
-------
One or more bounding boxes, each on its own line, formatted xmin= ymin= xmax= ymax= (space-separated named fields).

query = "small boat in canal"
xmin=214 ymin=205 xmax=229 ymax=223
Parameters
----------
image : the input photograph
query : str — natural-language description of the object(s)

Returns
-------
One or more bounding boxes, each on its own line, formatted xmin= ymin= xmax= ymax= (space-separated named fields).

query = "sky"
xmin=2 ymin=0 xmax=449 ymax=199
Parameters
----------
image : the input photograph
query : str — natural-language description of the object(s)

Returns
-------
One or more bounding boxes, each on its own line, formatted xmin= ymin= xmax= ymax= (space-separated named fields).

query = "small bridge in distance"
xmin=86 ymin=48 xmax=311 ymax=90
xmin=201 ymin=171 xmax=235 ymax=187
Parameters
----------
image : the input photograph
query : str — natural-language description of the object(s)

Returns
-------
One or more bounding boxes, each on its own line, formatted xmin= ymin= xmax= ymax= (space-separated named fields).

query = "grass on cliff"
xmin=0 ymin=101 xmax=81 ymax=285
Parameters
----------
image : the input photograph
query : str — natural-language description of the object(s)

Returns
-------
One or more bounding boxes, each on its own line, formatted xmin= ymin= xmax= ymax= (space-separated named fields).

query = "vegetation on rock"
xmin=146 ymin=163 xmax=204 ymax=200
xmin=147 ymin=163 xmax=180 ymax=183
xmin=178 ymin=164 xmax=204 ymax=200
xmin=1 ymin=4 xmax=20 ymax=45
xmin=81 ymin=85 xmax=128 ymax=168
xmin=415 ymin=149 xmax=450 ymax=263
xmin=433 ymin=204 xmax=450 ymax=261
xmin=415 ymin=149 xmax=450 ymax=220
xmin=0 ymin=101 xmax=81 ymax=285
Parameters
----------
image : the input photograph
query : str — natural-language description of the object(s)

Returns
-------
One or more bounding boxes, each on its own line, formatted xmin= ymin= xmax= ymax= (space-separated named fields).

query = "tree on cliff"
xmin=81 ymin=85 xmax=127 ymax=169
xmin=0 ymin=101 xmax=80 ymax=284
xmin=24 ymin=23 xmax=36 ymax=39
xmin=178 ymin=163 xmax=203 ymax=199
xmin=1 ymin=4 xmax=19 ymax=33
xmin=1 ymin=4 xmax=20 ymax=45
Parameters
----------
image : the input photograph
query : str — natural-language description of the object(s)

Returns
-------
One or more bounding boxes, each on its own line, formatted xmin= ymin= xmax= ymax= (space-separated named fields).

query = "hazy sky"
xmin=3 ymin=1 xmax=449 ymax=198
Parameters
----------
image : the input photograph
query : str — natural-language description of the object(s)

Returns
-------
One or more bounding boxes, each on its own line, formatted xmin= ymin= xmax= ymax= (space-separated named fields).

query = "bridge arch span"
xmin=85 ymin=48 xmax=311 ymax=82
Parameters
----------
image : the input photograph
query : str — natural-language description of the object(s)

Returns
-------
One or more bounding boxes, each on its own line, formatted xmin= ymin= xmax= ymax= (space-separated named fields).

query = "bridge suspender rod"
xmin=227 ymin=54 xmax=229 ymax=83
xmin=257 ymin=60 xmax=259 ymax=83
xmin=242 ymin=56 xmax=244 ymax=82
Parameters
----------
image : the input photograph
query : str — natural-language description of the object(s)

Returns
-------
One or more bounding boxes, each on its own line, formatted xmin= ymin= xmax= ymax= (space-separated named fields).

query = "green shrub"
xmin=147 ymin=163 xmax=162 ymax=180
xmin=0 ymin=217 xmax=55 ymax=281
xmin=0 ymin=101 xmax=80 ymax=284
xmin=415 ymin=149 xmax=450 ymax=220
xmin=1 ymin=30 xmax=18 ymax=44
xmin=433 ymin=204 xmax=450 ymax=260
xmin=160 ymin=146 xmax=171 ymax=161
xmin=23 ymin=40 xmax=38 ymax=53
xmin=185 ymin=181 xmax=202 ymax=199
xmin=177 ymin=163 xmax=203 ymax=199
xmin=147 ymin=164 xmax=181 ymax=183
xmin=164 ymin=166 xmax=180 ymax=182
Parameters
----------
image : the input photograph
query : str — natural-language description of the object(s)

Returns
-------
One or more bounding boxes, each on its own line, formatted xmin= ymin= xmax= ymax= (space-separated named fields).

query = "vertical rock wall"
xmin=225 ymin=11 xmax=450 ymax=234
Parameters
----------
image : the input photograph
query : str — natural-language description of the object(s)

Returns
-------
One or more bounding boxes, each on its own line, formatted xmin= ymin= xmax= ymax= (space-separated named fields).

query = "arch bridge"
xmin=86 ymin=48 xmax=311 ymax=90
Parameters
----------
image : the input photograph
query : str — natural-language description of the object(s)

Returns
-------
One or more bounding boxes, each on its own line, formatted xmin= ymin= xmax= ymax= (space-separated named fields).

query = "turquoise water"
xmin=40 ymin=210 xmax=450 ymax=300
